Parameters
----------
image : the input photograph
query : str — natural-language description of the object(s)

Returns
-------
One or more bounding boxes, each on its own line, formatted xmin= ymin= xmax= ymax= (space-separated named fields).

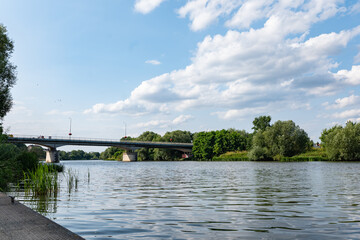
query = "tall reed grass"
xmin=65 ymin=169 xmax=79 ymax=193
xmin=23 ymin=164 xmax=59 ymax=197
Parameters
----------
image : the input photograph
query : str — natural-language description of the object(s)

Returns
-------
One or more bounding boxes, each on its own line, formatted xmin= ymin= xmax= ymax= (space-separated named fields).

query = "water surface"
xmin=12 ymin=161 xmax=360 ymax=239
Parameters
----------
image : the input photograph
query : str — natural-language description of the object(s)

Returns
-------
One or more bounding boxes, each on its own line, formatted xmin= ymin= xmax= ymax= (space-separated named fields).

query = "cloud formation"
xmin=134 ymin=0 xmax=165 ymax=14
xmin=325 ymin=95 xmax=360 ymax=109
xmin=145 ymin=59 xmax=161 ymax=65
xmin=136 ymin=114 xmax=193 ymax=128
xmin=87 ymin=1 xmax=360 ymax=123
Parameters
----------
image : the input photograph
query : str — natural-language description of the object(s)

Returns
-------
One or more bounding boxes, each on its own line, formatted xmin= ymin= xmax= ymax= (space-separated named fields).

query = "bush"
xmin=248 ymin=146 xmax=270 ymax=161
xmin=16 ymin=152 xmax=39 ymax=172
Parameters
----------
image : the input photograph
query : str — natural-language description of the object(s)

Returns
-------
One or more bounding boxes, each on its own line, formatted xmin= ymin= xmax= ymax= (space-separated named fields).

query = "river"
xmin=9 ymin=161 xmax=360 ymax=239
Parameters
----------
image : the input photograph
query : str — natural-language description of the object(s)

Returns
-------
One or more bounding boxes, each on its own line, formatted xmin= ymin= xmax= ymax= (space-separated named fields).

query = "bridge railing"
xmin=7 ymin=134 xmax=193 ymax=146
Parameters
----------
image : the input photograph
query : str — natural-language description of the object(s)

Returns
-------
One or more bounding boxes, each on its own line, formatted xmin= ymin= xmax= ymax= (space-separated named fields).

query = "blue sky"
xmin=1 ymin=0 xmax=360 ymax=151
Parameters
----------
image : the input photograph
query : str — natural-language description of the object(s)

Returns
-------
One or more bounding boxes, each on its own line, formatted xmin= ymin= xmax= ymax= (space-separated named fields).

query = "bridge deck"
xmin=7 ymin=135 xmax=193 ymax=150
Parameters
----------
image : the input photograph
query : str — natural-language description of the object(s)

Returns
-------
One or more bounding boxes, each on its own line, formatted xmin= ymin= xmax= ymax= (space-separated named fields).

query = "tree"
xmin=321 ymin=121 xmax=360 ymax=160
xmin=249 ymin=120 xmax=311 ymax=160
xmin=154 ymin=130 xmax=192 ymax=161
xmin=100 ymin=146 xmax=124 ymax=160
xmin=28 ymin=145 xmax=46 ymax=160
xmin=193 ymin=131 xmax=216 ymax=160
xmin=0 ymin=24 xmax=17 ymax=119
xmin=252 ymin=116 xmax=271 ymax=132
xmin=136 ymin=131 xmax=161 ymax=161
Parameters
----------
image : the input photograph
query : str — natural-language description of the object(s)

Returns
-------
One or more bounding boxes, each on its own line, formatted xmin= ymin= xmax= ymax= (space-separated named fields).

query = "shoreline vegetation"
xmin=2 ymin=115 xmax=360 ymax=192
xmin=89 ymin=115 xmax=359 ymax=162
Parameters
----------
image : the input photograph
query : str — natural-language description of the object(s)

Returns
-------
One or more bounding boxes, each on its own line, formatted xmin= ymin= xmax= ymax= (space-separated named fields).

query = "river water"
xmin=10 ymin=161 xmax=360 ymax=239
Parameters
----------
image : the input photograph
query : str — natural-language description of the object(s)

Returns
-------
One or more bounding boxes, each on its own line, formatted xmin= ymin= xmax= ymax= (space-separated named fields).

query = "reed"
xmin=66 ymin=169 xmax=79 ymax=193
xmin=23 ymin=164 xmax=59 ymax=197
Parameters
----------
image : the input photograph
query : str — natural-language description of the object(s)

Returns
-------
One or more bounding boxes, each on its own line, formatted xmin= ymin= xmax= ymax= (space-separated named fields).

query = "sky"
xmin=0 ymin=0 xmax=360 ymax=151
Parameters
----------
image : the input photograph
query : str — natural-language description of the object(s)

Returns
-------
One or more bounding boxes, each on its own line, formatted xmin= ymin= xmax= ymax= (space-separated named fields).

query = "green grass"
xmin=65 ymin=169 xmax=79 ymax=193
xmin=213 ymin=151 xmax=249 ymax=161
xmin=279 ymin=148 xmax=328 ymax=161
xmin=212 ymin=148 xmax=328 ymax=161
xmin=23 ymin=164 xmax=59 ymax=197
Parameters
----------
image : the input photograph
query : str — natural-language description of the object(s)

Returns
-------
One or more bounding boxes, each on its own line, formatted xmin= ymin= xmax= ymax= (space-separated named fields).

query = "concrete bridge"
xmin=7 ymin=135 xmax=193 ymax=163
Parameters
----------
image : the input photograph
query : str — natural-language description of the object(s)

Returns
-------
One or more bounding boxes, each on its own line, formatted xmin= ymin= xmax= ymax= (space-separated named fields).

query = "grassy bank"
xmin=213 ymin=148 xmax=328 ymax=161
xmin=213 ymin=151 xmax=249 ymax=161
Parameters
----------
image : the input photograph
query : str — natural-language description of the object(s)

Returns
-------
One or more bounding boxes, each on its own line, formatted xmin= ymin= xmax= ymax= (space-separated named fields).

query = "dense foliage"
xmin=28 ymin=145 xmax=46 ymax=160
xmin=248 ymin=119 xmax=311 ymax=160
xmin=136 ymin=131 xmax=161 ymax=161
xmin=59 ymin=150 xmax=100 ymax=160
xmin=0 ymin=126 xmax=40 ymax=191
xmin=193 ymin=129 xmax=251 ymax=160
xmin=153 ymin=130 xmax=192 ymax=161
xmin=320 ymin=121 xmax=360 ymax=161
xmin=0 ymin=24 xmax=17 ymax=119
xmin=252 ymin=116 xmax=271 ymax=132
xmin=100 ymin=130 xmax=193 ymax=161
xmin=99 ymin=147 xmax=124 ymax=160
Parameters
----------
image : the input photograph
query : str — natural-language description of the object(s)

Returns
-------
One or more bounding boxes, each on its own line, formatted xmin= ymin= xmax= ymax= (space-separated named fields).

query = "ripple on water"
xmin=9 ymin=161 xmax=360 ymax=239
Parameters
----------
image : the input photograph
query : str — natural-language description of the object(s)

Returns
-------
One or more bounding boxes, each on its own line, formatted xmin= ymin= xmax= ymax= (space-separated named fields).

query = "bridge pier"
xmin=45 ymin=148 xmax=59 ymax=163
xmin=122 ymin=150 xmax=137 ymax=162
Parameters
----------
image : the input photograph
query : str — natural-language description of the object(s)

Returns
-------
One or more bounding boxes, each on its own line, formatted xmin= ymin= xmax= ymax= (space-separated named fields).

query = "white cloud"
xmin=134 ymin=0 xmax=165 ymax=14
xmin=87 ymin=1 xmax=360 ymax=123
xmin=350 ymin=2 xmax=360 ymax=14
xmin=136 ymin=114 xmax=193 ymax=128
xmin=178 ymin=0 xmax=343 ymax=32
xmin=225 ymin=0 xmax=272 ymax=29
xmin=215 ymin=107 xmax=268 ymax=120
xmin=354 ymin=46 xmax=360 ymax=63
xmin=326 ymin=94 xmax=360 ymax=109
xmin=145 ymin=60 xmax=161 ymax=65
xmin=172 ymin=114 xmax=193 ymax=125
xmin=136 ymin=119 xmax=168 ymax=128
xmin=333 ymin=109 xmax=360 ymax=119
xmin=334 ymin=65 xmax=360 ymax=85
xmin=178 ymin=0 xmax=242 ymax=31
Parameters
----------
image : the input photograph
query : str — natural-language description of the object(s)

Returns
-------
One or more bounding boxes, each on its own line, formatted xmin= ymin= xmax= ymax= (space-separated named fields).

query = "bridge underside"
xmin=46 ymin=149 xmax=59 ymax=163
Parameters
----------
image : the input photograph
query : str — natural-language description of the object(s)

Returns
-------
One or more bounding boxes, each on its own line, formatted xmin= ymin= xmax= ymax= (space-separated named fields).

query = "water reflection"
xmin=9 ymin=186 xmax=58 ymax=217
xmin=8 ymin=161 xmax=360 ymax=239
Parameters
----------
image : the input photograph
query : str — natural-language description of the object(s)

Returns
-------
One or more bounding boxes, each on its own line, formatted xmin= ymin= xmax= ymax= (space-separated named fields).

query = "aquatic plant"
xmin=65 ymin=169 xmax=79 ymax=193
xmin=23 ymin=164 xmax=59 ymax=197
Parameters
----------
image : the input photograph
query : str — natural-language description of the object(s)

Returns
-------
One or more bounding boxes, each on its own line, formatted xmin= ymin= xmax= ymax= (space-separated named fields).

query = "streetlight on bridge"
xmin=69 ymin=117 xmax=72 ymax=139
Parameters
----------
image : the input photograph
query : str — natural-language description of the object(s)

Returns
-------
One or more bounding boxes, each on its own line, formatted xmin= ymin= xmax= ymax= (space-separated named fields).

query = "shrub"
xmin=248 ymin=146 xmax=269 ymax=161
xmin=16 ymin=152 xmax=39 ymax=172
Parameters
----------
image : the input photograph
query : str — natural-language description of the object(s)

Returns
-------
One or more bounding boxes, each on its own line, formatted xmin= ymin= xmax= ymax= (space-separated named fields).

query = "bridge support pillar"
xmin=46 ymin=148 xmax=59 ymax=163
xmin=122 ymin=150 xmax=137 ymax=162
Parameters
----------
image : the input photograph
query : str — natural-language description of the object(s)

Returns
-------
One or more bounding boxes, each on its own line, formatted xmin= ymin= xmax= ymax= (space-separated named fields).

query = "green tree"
xmin=321 ymin=121 xmax=360 ymax=160
xmin=214 ymin=130 xmax=229 ymax=156
xmin=136 ymin=131 xmax=161 ymax=161
xmin=249 ymin=120 xmax=310 ymax=160
xmin=100 ymin=146 xmax=124 ymax=160
xmin=154 ymin=130 xmax=192 ymax=161
xmin=252 ymin=116 xmax=271 ymax=132
xmin=28 ymin=145 xmax=46 ymax=160
xmin=193 ymin=131 xmax=216 ymax=160
xmin=0 ymin=24 xmax=17 ymax=119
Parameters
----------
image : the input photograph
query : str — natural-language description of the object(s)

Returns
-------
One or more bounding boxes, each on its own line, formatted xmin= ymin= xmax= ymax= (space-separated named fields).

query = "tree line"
xmin=98 ymin=115 xmax=360 ymax=161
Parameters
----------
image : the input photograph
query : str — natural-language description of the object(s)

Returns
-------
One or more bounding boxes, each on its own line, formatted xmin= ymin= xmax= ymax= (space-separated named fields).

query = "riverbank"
xmin=212 ymin=148 xmax=329 ymax=161
xmin=0 ymin=192 xmax=84 ymax=240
